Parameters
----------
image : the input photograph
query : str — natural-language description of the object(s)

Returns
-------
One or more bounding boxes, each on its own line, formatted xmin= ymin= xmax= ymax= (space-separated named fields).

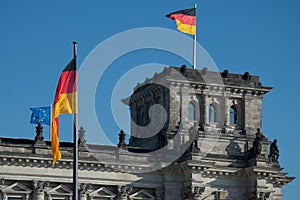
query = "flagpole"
xmin=193 ymin=3 xmax=197 ymax=70
xmin=72 ymin=41 xmax=78 ymax=200
xmin=50 ymin=103 xmax=52 ymax=141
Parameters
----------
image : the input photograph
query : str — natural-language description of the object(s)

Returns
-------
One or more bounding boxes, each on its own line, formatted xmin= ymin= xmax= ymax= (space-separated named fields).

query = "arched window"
xmin=230 ymin=105 xmax=238 ymax=124
xmin=209 ymin=104 xmax=216 ymax=122
xmin=188 ymin=102 xmax=196 ymax=120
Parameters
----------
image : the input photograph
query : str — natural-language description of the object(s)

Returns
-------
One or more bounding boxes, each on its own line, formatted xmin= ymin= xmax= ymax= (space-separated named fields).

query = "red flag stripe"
xmin=167 ymin=14 xmax=196 ymax=26
xmin=54 ymin=71 xmax=77 ymax=103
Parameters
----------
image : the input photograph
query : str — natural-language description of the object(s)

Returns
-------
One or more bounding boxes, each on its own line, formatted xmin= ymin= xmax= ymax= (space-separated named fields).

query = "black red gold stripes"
xmin=51 ymin=58 xmax=78 ymax=165
xmin=166 ymin=8 xmax=196 ymax=35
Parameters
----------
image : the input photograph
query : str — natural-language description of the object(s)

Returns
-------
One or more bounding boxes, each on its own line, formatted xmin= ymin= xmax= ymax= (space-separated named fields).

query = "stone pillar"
xmin=203 ymin=95 xmax=208 ymax=125
xmin=243 ymin=94 xmax=263 ymax=133
xmin=33 ymin=181 xmax=46 ymax=200
xmin=225 ymin=98 xmax=230 ymax=127
xmin=130 ymin=105 xmax=137 ymax=139
xmin=180 ymin=88 xmax=183 ymax=122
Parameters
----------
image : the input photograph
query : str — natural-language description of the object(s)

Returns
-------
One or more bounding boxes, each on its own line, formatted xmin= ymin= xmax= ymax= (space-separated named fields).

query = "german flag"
xmin=51 ymin=58 xmax=77 ymax=165
xmin=166 ymin=8 xmax=196 ymax=35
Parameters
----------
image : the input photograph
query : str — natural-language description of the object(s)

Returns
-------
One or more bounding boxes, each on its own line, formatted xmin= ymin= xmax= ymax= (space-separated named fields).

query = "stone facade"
xmin=0 ymin=66 xmax=294 ymax=200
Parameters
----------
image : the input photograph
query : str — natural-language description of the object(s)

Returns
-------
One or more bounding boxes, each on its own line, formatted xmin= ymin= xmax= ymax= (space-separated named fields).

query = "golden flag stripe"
xmin=175 ymin=20 xmax=196 ymax=35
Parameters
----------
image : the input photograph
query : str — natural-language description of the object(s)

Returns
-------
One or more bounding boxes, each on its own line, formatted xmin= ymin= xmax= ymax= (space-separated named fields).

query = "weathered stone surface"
xmin=0 ymin=67 xmax=294 ymax=200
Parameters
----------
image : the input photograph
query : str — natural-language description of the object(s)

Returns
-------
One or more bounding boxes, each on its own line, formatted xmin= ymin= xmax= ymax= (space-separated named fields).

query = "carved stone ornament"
xmin=34 ymin=123 xmax=45 ymax=145
xmin=79 ymin=183 xmax=89 ymax=195
xmin=258 ymin=192 xmax=270 ymax=200
xmin=117 ymin=185 xmax=132 ymax=200
xmin=117 ymin=130 xmax=127 ymax=150
xmin=184 ymin=185 xmax=205 ymax=200
xmin=248 ymin=191 xmax=270 ymax=200
xmin=78 ymin=126 xmax=86 ymax=146
xmin=33 ymin=180 xmax=46 ymax=193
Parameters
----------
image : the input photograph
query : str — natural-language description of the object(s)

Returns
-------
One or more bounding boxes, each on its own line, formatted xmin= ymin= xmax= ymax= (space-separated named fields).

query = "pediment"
xmin=1 ymin=182 xmax=32 ymax=194
xmin=46 ymin=184 xmax=72 ymax=195
xmin=129 ymin=189 xmax=155 ymax=200
xmin=89 ymin=187 xmax=116 ymax=198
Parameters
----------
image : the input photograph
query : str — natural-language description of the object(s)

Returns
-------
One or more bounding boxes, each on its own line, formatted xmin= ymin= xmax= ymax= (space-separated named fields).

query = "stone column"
xmin=33 ymin=181 xmax=45 ymax=200
xmin=225 ymin=98 xmax=230 ymax=127
xmin=181 ymin=85 xmax=191 ymax=123
xmin=180 ymin=87 xmax=183 ymax=122
xmin=203 ymin=95 xmax=209 ymax=125
xmin=243 ymin=94 xmax=254 ymax=134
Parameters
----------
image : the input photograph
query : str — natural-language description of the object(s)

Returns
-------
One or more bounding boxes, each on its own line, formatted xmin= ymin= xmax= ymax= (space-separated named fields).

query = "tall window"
xmin=230 ymin=105 xmax=237 ymax=124
xmin=188 ymin=102 xmax=196 ymax=120
xmin=209 ymin=104 xmax=216 ymax=122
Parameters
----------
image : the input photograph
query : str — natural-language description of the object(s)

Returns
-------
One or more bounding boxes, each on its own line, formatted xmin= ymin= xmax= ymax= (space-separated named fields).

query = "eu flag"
xmin=30 ymin=106 xmax=51 ymax=125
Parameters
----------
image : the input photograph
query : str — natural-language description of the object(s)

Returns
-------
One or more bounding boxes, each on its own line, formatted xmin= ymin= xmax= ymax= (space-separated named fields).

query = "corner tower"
xmin=125 ymin=65 xmax=294 ymax=199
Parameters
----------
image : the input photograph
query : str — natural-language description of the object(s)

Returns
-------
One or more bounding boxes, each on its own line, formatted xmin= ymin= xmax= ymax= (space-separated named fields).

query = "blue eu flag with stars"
xmin=30 ymin=106 xmax=51 ymax=125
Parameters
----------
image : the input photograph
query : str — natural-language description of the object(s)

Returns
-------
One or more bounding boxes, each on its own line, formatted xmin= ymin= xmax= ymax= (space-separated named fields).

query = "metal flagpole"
xmin=50 ymin=103 xmax=52 ymax=141
xmin=193 ymin=3 xmax=197 ymax=69
xmin=72 ymin=41 xmax=78 ymax=200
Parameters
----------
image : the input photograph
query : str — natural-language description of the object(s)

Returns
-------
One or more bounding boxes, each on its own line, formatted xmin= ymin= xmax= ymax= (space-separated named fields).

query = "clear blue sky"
xmin=0 ymin=1 xmax=299 ymax=199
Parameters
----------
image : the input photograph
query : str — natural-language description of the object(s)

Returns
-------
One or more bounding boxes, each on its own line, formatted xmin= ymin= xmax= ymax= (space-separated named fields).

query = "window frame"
xmin=229 ymin=105 xmax=238 ymax=125
xmin=7 ymin=196 xmax=24 ymax=200
xmin=188 ymin=102 xmax=196 ymax=121
xmin=209 ymin=103 xmax=217 ymax=123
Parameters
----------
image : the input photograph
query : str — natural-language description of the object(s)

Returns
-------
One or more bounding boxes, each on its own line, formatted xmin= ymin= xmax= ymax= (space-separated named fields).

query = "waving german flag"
xmin=166 ymin=8 xmax=196 ymax=35
xmin=51 ymin=58 xmax=77 ymax=165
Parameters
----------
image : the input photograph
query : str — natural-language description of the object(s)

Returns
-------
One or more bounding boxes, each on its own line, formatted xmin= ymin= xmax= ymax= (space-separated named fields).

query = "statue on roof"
xmin=252 ymin=128 xmax=265 ymax=157
xmin=269 ymin=139 xmax=280 ymax=163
